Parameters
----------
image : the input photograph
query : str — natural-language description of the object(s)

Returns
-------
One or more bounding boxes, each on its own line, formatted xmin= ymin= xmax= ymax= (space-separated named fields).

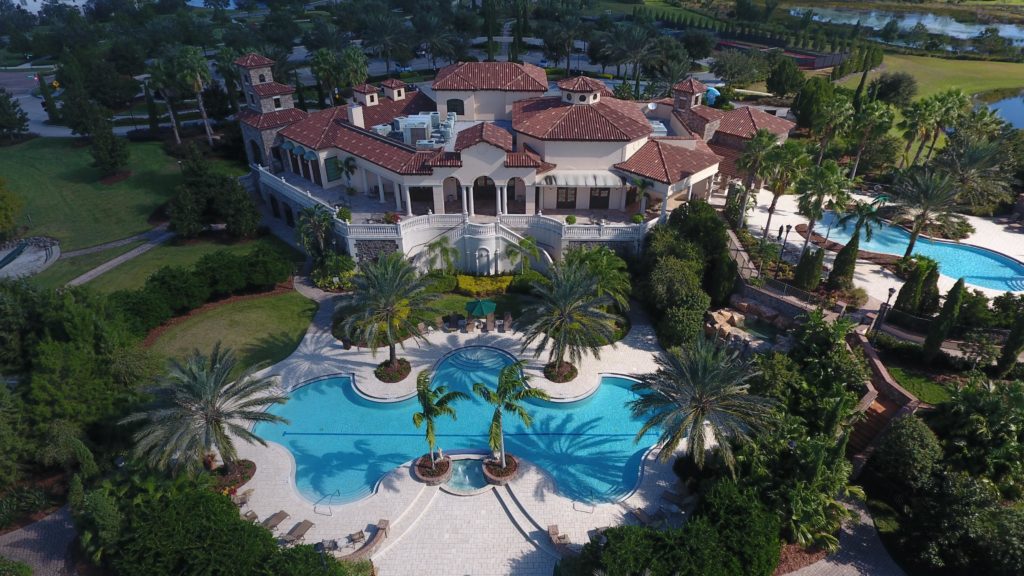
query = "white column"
xmin=432 ymin=186 xmax=446 ymax=215
xmin=394 ymin=182 xmax=402 ymax=212
xmin=461 ymin=185 xmax=469 ymax=214
xmin=403 ymin=184 xmax=412 ymax=216
xmin=501 ymin=185 xmax=508 ymax=214
xmin=659 ymin=189 xmax=670 ymax=223
xmin=526 ymin=186 xmax=536 ymax=214
xmin=376 ymin=173 xmax=385 ymax=203
xmin=467 ymin=185 xmax=475 ymax=216
xmin=496 ymin=185 xmax=504 ymax=215
xmin=687 ymin=184 xmax=694 ymax=202
xmin=361 ymin=168 xmax=370 ymax=196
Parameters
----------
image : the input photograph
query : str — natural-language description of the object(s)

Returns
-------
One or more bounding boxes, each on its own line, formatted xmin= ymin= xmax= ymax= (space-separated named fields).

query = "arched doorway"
xmin=446 ymin=98 xmax=465 ymax=116
xmin=473 ymin=176 xmax=497 ymax=216
xmin=475 ymin=247 xmax=491 ymax=275
xmin=249 ymin=140 xmax=263 ymax=166
xmin=505 ymin=178 xmax=526 ymax=214
xmin=269 ymin=195 xmax=281 ymax=218
xmin=443 ymin=177 xmax=464 ymax=213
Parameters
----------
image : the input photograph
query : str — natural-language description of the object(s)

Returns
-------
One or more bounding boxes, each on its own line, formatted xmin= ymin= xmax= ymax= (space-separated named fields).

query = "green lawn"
xmin=588 ymin=0 xmax=717 ymax=24
xmin=30 ymin=242 xmax=144 ymax=290
xmin=887 ymin=366 xmax=953 ymax=404
xmin=86 ymin=235 xmax=303 ymax=293
xmin=839 ymin=54 xmax=1024 ymax=99
xmin=4 ymin=138 xmax=182 ymax=251
xmin=148 ymin=291 xmax=317 ymax=372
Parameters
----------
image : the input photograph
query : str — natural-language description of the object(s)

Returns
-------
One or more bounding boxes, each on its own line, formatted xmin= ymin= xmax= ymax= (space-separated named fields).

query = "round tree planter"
xmin=411 ymin=455 xmax=452 ymax=486
xmin=481 ymin=454 xmax=519 ymax=486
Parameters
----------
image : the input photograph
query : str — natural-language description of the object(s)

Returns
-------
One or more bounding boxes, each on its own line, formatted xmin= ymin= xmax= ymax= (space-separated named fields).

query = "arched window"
xmin=578 ymin=94 xmax=586 ymax=102
xmin=258 ymin=73 xmax=266 ymax=83
xmin=445 ymin=98 xmax=465 ymax=116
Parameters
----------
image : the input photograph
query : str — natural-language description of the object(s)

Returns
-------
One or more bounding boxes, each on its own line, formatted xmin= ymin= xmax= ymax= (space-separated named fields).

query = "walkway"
xmin=0 ymin=508 xmax=75 ymax=576
xmin=61 ymin=225 xmax=170 ymax=258
xmin=66 ymin=228 xmax=175 ymax=286
xmin=791 ymin=502 xmax=905 ymax=576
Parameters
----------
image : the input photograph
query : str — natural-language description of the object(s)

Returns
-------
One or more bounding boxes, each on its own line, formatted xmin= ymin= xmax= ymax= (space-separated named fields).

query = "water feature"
xmin=789 ymin=7 xmax=1024 ymax=45
xmin=819 ymin=212 xmax=1024 ymax=292
xmin=445 ymin=459 xmax=490 ymax=494
xmin=988 ymin=92 xmax=1024 ymax=129
xmin=254 ymin=347 xmax=655 ymax=504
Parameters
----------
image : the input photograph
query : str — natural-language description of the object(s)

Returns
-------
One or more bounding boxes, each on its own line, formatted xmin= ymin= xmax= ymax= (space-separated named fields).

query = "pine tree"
xmin=996 ymin=312 xmax=1024 ymax=377
xmin=144 ymin=82 xmax=159 ymax=133
xmin=794 ymin=247 xmax=824 ymax=291
xmin=38 ymin=73 xmax=57 ymax=123
xmin=826 ymin=232 xmax=858 ymax=290
xmin=89 ymin=118 xmax=129 ymax=177
xmin=894 ymin=260 xmax=926 ymax=313
xmin=922 ymin=278 xmax=964 ymax=362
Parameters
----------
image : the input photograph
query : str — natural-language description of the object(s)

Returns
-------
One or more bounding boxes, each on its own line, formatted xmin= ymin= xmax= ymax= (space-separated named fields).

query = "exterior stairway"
xmin=847 ymin=395 xmax=902 ymax=456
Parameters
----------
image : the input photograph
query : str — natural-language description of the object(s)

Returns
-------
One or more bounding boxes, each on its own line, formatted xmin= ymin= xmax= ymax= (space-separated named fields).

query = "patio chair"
xmin=315 ymin=539 xmax=339 ymax=553
xmin=547 ymin=525 xmax=569 ymax=545
xmin=486 ymin=313 xmax=495 ymax=332
xmin=347 ymin=530 xmax=366 ymax=545
xmin=589 ymin=526 xmax=610 ymax=545
xmin=466 ymin=319 xmax=475 ymax=333
xmin=231 ymin=488 xmax=254 ymax=507
xmin=242 ymin=510 xmax=258 ymax=523
xmin=660 ymin=489 xmax=687 ymax=508
xmin=504 ymin=312 xmax=513 ymax=332
xmin=281 ymin=520 xmax=314 ymax=545
xmin=261 ymin=510 xmax=290 ymax=532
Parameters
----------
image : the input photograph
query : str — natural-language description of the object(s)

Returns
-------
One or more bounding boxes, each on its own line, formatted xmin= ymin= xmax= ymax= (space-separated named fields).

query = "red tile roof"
xmin=672 ymin=77 xmax=707 ymax=94
xmin=433 ymin=62 xmax=547 ymax=92
xmin=234 ymin=53 xmax=275 ymax=68
xmin=238 ymin=107 xmax=307 ymax=130
xmin=556 ymin=76 xmax=613 ymax=95
xmin=252 ymin=82 xmax=295 ymax=97
xmin=380 ymin=78 xmax=406 ymax=89
xmin=716 ymin=106 xmax=795 ymax=139
xmin=513 ymin=96 xmax=652 ymax=141
xmin=362 ymin=90 xmax=434 ymax=128
xmin=278 ymin=107 xmax=347 ymax=149
xmin=615 ymin=139 xmax=721 ymax=185
xmin=708 ymin=143 xmax=743 ymax=178
xmin=687 ymin=105 xmax=726 ymax=122
xmin=352 ymin=84 xmax=377 ymax=94
xmin=505 ymin=145 xmax=556 ymax=173
xmin=454 ymin=122 xmax=513 ymax=152
xmin=425 ymin=151 xmax=462 ymax=167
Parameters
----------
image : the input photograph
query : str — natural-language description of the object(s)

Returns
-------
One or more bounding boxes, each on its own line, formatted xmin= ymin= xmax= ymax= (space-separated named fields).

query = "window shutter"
xmin=325 ymin=157 xmax=342 ymax=182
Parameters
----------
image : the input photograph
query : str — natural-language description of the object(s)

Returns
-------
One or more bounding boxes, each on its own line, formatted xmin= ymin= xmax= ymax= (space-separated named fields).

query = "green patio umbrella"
xmin=464 ymin=299 xmax=497 ymax=317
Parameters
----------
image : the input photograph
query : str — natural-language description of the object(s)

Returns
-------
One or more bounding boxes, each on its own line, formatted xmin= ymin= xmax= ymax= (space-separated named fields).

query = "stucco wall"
xmin=435 ymin=90 xmax=543 ymax=121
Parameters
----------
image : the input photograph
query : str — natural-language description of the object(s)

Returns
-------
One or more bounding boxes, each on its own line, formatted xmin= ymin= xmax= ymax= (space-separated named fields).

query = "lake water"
xmin=988 ymin=93 xmax=1024 ymax=129
xmin=790 ymin=7 xmax=1024 ymax=45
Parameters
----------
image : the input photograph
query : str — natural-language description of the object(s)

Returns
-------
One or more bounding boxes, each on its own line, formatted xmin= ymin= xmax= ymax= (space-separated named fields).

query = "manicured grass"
xmin=3 ymin=138 xmax=182 ymax=251
xmin=838 ymin=54 xmax=1024 ymax=99
xmin=30 ymin=242 xmax=144 ymax=290
xmin=430 ymin=292 xmax=538 ymax=319
xmin=887 ymin=366 xmax=953 ymax=404
xmin=86 ymin=235 xmax=303 ymax=293
xmin=148 ymin=291 xmax=317 ymax=372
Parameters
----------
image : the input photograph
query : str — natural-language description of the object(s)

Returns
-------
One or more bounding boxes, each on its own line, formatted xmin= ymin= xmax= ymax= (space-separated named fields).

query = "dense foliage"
xmin=168 ymin=146 xmax=259 ymax=239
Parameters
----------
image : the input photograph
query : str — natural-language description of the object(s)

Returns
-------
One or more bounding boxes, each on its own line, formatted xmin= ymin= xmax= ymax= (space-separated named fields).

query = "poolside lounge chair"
xmin=504 ymin=312 xmax=513 ymax=332
xmin=466 ymin=319 xmax=475 ymax=333
xmin=548 ymin=525 xmax=569 ymax=545
xmin=486 ymin=313 xmax=495 ymax=332
xmin=242 ymin=510 xmax=258 ymax=523
xmin=628 ymin=505 xmax=667 ymax=527
xmin=231 ymin=488 xmax=254 ymax=507
xmin=589 ymin=526 xmax=610 ymax=545
xmin=315 ymin=539 xmax=339 ymax=553
xmin=347 ymin=530 xmax=366 ymax=545
xmin=281 ymin=520 xmax=314 ymax=545
xmin=661 ymin=490 xmax=687 ymax=508
xmin=262 ymin=510 xmax=290 ymax=532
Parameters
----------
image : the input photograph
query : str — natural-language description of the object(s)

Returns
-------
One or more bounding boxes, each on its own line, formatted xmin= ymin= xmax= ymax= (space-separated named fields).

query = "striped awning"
xmin=541 ymin=170 xmax=623 ymax=188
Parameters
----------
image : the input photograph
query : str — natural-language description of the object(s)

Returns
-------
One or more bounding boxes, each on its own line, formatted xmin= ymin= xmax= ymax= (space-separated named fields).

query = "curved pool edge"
xmin=351 ymin=371 xmax=418 ymax=403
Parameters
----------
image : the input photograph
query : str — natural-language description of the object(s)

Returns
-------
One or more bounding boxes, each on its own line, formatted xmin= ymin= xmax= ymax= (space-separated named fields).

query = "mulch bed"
xmin=543 ymin=361 xmax=578 ymax=383
xmin=211 ymin=460 xmax=256 ymax=493
xmin=414 ymin=456 xmax=450 ymax=479
xmin=141 ymin=278 xmax=295 ymax=348
xmin=484 ymin=456 xmax=518 ymax=479
xmin=374 ymin=358 xmax=411 ymax=382
xmin=795 ymin=224 xmax=903 ymax=271
xmin=774 ymin=542 xmax=829 ymax=575
xmin=99 ymin=171 xmax=132 ymax=185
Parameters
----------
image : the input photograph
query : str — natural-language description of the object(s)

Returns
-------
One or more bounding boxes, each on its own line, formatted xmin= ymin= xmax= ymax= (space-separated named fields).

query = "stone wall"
xmin=354 ymin=239 xmax=399 ymax=262
xmin=738 ymin=283 xmax=814 ymax=320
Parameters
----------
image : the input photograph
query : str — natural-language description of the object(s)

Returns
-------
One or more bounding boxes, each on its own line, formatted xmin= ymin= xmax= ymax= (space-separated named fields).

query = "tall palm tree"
xmin=310 ymin=48 xmax=341 ymax=104
xmin=338 ymin=45 xmax=369 ymax=91
xmin=621 ymin=24 xmax=657 ymax=97
xmin=897 ymin=100 xmax=931 ymax=169
xmin=760 ymin=140 xmax=811 ymax=240
xmin=365 ymin=13 xmax=406 ymax=76
xmin=505 ymin=236 xmax=540 ymax=274
xmin=923 ymin=89 xmax=969 ymax=162
xmin=936 ymin=137 xmax=1015 ymax=211
xmin=564 ymin=246 xmax=631 ymax=312
xmin=519 ymin=260 xmax=617 ymax=379
xmin=120 ymin=343 xmax=288 ymax=476
xmin=813 ymin=92 xmax=853 ymax=165
xmin=848 ymin=100 xmax=895 ymax=180
xmin=297 ymin=204 xmax=335 ymax=264
xmin=148 ymin=59 xmax=182 ymax=145
xmin=891 ymin=168 xmax=958 ymax=259
xmin=424 ymin=235 xmax=459 ymax=275
xmin=174 ymin=45 xmax=215 ymax=147
xmin=473 ymin=362 xmax=550 ymax=468
xmin=838 ymin=198 xmax=886 ymax=242
xmin=213 ymin=46 xmax=242 ymax=112
xmin=340 ymin=253 xmax=438 ymax=369
xmin=736 ymin=129 xmax=779 ymax=228
xmin=631 ymin=177 xmax=654 ymax=215
xmin=910 ymin=97 xmax=940 ymax=166
xmin=628 ymin=337 xmax=775 ymax=473
xmin=412 ymin=370 xmax=468 ymax=469
xmin=796 ymin=160 xmax=848 ymax=254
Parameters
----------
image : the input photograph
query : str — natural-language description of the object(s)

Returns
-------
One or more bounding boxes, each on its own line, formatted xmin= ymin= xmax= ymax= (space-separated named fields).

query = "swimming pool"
xmin=253 ymin=347 xmax=655 ymax=504
xmin=818 ymin=212 xmax=1024 ymax=292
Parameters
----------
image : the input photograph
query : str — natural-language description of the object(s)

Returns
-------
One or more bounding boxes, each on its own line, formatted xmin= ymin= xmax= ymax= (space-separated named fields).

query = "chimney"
xmin=347 ymin=103 xmax=364 ymax=129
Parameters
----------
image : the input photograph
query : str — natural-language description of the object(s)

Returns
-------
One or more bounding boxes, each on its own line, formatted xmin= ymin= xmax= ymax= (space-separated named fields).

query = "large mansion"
xmin=237 ymin=54 xmax=793 ymax=273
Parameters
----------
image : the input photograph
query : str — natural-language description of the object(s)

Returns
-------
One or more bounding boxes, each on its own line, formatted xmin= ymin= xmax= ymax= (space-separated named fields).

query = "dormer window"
xmin=396 ymin=89 xmax=403 ymax=98
xmin=565 ymin=93 xmax=572 ymax=102
xmin=578 ymin=94 xmax=586 ymax=102
xmin=592 ymin=93 xmax=598 ymax=101
xmin=258 ymin=73 xmax=266 ymax=83
xmin=369 ymin=94 xmax=375 ymax=104
xmin=273 ymin=96 xmax=282 ymax=110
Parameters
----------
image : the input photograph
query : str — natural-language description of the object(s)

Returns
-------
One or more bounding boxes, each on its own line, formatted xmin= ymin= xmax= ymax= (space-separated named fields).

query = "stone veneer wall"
xmin=354 ymin=239 xmax=399 ymax=262
xmin=738 ymin=283 xmax=813 ymax=320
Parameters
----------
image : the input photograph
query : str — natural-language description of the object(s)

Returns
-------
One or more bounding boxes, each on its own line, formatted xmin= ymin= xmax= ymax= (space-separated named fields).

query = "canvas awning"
xmin=280 ymin=140 xmax=294 ymax=151
xmin=541 ymin=170 xmax=623 ymax=188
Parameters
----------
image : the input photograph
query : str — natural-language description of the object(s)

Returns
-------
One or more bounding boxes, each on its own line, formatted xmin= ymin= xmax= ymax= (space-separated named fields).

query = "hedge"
xmin=455 ymin=275 xmax=513 ymax=297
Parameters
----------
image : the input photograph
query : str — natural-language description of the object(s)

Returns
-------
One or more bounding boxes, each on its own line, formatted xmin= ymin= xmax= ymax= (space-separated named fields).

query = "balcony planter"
xmin=411 ymin=455 xmax=451 ymax=486
xmin=482 ymin=454 xmax=519 ymax=486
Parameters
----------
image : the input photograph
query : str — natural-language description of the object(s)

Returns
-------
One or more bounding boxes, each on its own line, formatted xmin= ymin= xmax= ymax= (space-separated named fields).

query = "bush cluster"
xmin=168 ymin=145 xmax=260 ymax=239
xmin=507 ymin=269 xmax=548 ymax=294
xmin=0 ymin=486 xmax=48 ymax=529
xmin=0 ymin=556 xmax=31 ymax=576
xmin=455 ymin=274 xmax=514 ymax=297
xmin=423 ymin=272 xmax=458 ymax=294
xmin=112 ymin=245 xmax=292 ymax=334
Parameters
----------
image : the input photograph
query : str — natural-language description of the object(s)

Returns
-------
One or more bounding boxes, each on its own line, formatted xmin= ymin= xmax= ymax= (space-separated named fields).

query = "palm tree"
xmin=310 ymin=48 xmax=341 ymax=105
xmin=412 ymin=370 xmax=468 ymax=469
xmin=897 ymin=100 xmax=931 ymax=168
xmin=473 ymin=362 xmax=550 ymax=468
xmin=365 ymin=13 xmax=406 ymax=76
xmin=736 ymin=129 xmax=779 ymax=228
xmin=338 ymin=45 xmax=369 ymax=92
xmin=340 ymin=252 xmax=438 ymax=369
xmin=813 ymin=92 xmax=853 ymax=165
xmin=148 ymin=59 xmax=182 ymax=145
xmin=838 ymin=198 xmax=886 ymax=242
xmin=628 ymin=337 xmax=775 ymax=473
xmin=564 ymin=246 xmax=631 ymax=312
xmin=848 ymin=100 xmax=895 ymax=180
xmin=891 ymin=168 xmax=958 ymax=259
xmin=760 ymin=141 xmax=811 ymax=240
xmin=424 ymin=235 xmax=459 ymax=275
xmin=910 ymin=97 xmax=940 ymax=166
xmin=505 ymin=236 xmax=540 ymax=274
xmin=936 ymin=137 xmax=1014 ymax=211
xmin=630 ymin=177 xmax=654 ymax=215
xmin=120 ymin=343 xmax=288 ymax=476
xmin=519 ymin=260 xmax=617 ymax=379
xmin=213 ymin=46 xmax=242 ymax=112
xmin=796 ymin=160 xmax=848 ymax=254
xmin=923 ymin=89 xmax=969 ymax=162
xmin=174 ymin=45 xmax=215 ymax=147
xmin=621 ymin=24 xmax=657 ymax=97
xmin=341 ymin=156 xmax=358 ymax=186
xmin=297 ymin=204 xmax=335 ymax=264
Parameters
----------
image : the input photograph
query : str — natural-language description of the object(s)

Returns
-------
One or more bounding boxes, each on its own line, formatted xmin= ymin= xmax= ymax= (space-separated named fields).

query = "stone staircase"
xmin=847 ymin=395 xmax=902 ymax=456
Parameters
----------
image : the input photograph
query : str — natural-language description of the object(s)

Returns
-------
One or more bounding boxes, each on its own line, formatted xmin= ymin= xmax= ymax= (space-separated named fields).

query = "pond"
xmin=988 ymin=92 xmax=1024 ymax=129
xmin=789 ymin=7 xmax=1024 ymax=45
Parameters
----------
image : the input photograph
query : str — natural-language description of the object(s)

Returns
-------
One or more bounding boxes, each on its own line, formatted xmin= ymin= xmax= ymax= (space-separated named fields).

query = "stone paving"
xmin=791 ymin=502 xmax=905 ymax=576
xmin=0 ymin=508 xmax=75 ymax=576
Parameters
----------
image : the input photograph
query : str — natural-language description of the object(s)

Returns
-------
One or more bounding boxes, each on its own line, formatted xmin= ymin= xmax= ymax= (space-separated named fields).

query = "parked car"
xmin=538 ymin=59 xmax=550 ymax=68
xmin=396 ymin=65 xmax=413 ymax=73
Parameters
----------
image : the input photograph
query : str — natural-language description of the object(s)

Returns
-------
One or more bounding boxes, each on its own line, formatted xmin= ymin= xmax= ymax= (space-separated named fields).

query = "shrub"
xmin=646 ymin=256 xmax=704 ymax=311
xmin=631 ymin=213 xmax=644 ymax=224
xmin=697 ymin=480 xmax=781 ymax=576
xmin=336 ymin=206 xmax=351 ymax=222
xmin=703 ymin=248 xmax=737 ymax=307
xmin=374 ymin=358 xmax=411 ymax=382
xmin=270 ymin=546 xmax=373 ymax=576
xmin=869 ymin=414 xmax=942 ymax=495
xmin=0 ymin=556 xmax=31 ymax=576
xmin=312 ymin=252 xmax=356 ymax=291
xmin=565 ymin=215 xmax=577 ymax=225
xmin=923 ymin=278 xmax=964 ymax=363
xmin=455 ymin=275 xmax=513 ymax=297
xmin=194 ymin=251 xmax=249 ymax=298
xmin=837 ymin=286 xmax=868 ymax=309
xmin=507 ymin=269 xmax=548 ymax=294
xmin=383 ymin=212 xmax=400 ymax=224
xmin=244 ymin=246 xmax=292 ymax=290
xmin=826 ymin=232 xmax=858 ymax=290
xmin=111 ymin=289 xmax=173 ymax=333
xmin=792 ymin=247 xmax=823 ymax=291
xmin=997 ymin=312 xmax=1024 ymax=378
xmin=144 ymin=266 xmax=211 ymax=314
xmin=424 ymin=273 xmax=457 ymax=294
xmin=656 ymin=304 xmax=708 ymax=348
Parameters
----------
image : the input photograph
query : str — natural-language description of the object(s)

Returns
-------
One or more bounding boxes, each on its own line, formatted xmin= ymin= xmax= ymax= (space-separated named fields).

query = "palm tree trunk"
xmin=925 ymin=129 xmax=942 ymax=162
xmin=899 ymin=136 xmax=915 ymax=168
xmin=195 ymin=78 xmax=214 ymax=147
xmin=904 ymin=223 xmax=922 ymax=259
xmin=801 ymin=218 xmax=817 ymax=254
xmin=389 ymin=343 xmax=397 ymax=367
xmin=816 ymin=133 xmax=832 ymax=166
xmin=633 ymin=61 xmax=642 ymax=98
xmin=912 ymin=131 xmax=930 ymax=166
xmin=499 ymin=427 xmax=506 ymax=468
xmin=165 ymin=99 xmax=181 ymax=145
xmin=761 ymin=193 xmax=782 ymax=240
xmin=850 ymin=142 xmax=866 ymax=180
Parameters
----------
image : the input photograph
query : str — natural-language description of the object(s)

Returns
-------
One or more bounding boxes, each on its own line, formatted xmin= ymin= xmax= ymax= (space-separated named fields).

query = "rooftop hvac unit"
xmin=430 ymin=112 xmax=440 ymax=128
xmin=649 ymin=120 xmax=668 ymax=138
xmin=391 ymin=116 xmax=408 ymax=132
xmin=416 ymin=139 xmax=439 ymax=150
xmin=447 ymin=112 xmax=457 ymax=123
xmin=371 ymin=124 xmax=392 ymax=137
xmin=403 ymin=117 xmax=431 ymax=145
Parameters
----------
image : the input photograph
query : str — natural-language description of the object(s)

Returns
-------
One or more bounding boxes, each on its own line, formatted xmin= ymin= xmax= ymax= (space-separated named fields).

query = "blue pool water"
xmin=818 ymin=212 xmax=1024 ymax=292
xmin=253 ymin=347 xmax=654 ymax=504
xmin=446 ymin=459 xmax=489 ymax=493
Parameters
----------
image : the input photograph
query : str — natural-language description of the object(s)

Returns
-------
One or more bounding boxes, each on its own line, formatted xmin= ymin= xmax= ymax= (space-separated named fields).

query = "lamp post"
xmin=874 ymin=286 xmax=897 ymax=341
xmin=775 ymin=224 xmax=792 ymax=280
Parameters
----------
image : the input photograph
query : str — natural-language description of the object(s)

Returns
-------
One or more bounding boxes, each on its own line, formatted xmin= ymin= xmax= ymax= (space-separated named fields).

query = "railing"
xmin=561 ymin=223 xmax=646 ymax=241
xmin=398 ymin=213 xmax=465 ymax=234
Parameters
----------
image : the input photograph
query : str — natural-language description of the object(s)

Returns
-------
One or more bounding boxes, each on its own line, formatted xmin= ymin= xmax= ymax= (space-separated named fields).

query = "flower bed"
xmin=412 ymin=455 xmax=452 ymax=486
xmin=374 ymin=358 xmax=411 ymax=382
xmin=482 ymin=455 xmax=519 ymax=485
xmin=212 ymin=460 xmax=256 ymax=493
xmin=544 ymin=361 xmax=578 ymax=383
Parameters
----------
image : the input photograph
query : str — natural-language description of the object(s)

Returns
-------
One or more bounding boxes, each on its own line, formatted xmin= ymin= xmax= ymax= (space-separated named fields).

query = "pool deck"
xmin=746 ymin=190 xmax=1024 ymax=304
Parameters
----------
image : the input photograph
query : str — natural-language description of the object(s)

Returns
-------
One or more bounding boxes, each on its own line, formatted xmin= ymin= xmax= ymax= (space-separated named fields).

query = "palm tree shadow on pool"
xmin=289 ymin=439 xmax=411 ymax=500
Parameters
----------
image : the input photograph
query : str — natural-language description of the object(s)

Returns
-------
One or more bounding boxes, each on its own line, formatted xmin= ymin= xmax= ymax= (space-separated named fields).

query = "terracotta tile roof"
xmin=556 ymin=76 xmax=613 ymax=95
xmin=278 ymin=107 xmax=347 ymax=149
xmin=425 ymin=151 xmax=462 ymax=167
xmin=672 ymin=77 xmax=707 ymax=94
xmin=687 ymin=105 xmax=726 ymax=122
xmin=380 ymin=78 xmax=406 ymax=89
xmin=362 ymin=90 xmax=434 ymax=128
xmin=505 ymin=145 xmax=556 ymax=173
xmin=234 ymin=53 xmax=275 ymax=68
xmin=252 ymin=82 xmax=295 ymax=97
xmin=454 ymin=122 xmax=513 ymax=152
xmin=513 ymin=96 xmax=651 ymax=142
xmin=708 ymin=143 xmax=743 ymax=178
xmin=238 ymin=107 xmax=307 ymax=130
xmin=615 ymin=139 xmax=721 ymax=185
xmin=716 ymin=106 xmax=795 ymax=139
xmin=433 ymin=62 xmax=548 ymax=92
xmin=352 ymin=84 xmax=378 ymax=94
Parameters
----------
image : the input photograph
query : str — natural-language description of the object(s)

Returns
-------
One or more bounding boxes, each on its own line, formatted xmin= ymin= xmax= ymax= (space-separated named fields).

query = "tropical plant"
xmin=148 ymin=59 xmax=182 ymax=145
xmin=936 ymin=136 xmax=1015 ymax=212
xmin=296 ymin=204 xmax=335 ymax=265
xmin=922 ymin=89 xmax=969 ymax=163
xmin=997 ymin=312 xmax=1024 ymax=378
xmin=174 ymin=45 xmax=215 ymax=147
xmin=472 ymin=361 xmax=549 ymax=468
xmin=735 ymin=129 xmax=778 ymax=228
xmin=891 ymin=169 xmax=958 ymax=259
xmin=412 ymin=370 xmax=468 ymax=469
xmin=923 ymin=278 xmax=965 ymax=362
xmin=813 ymin=92 xmax=853 ymax=165
xmin=309 ymin=48 xmax=341 ymax=104
xmin=424 ymin=235 xmax=459 ymax=275
xmin=120 ymin=343 xmax=288 ymax=476
xmin=897 ymin=99 xmax=933 ymax=168
xmin=563 ymin=246 xmax=631 ymax=311
xmin=837 ymin=198 xmax=886 ymax=242
xmin=630 ymin=177 xmax=654 ymax=214
xmin=518 ymin=260 xmax=617 ymax=379
xmin=796 ymin=160 xmax=847 ymax=254
xmin=629 ymin=337 xmax=775 ymax=474
xmin=848 ymin=100 xmax=895 ymax=179
xmin=760 ymin=140 xmax=811 ymax=240
xmin=364 ymin=13 xmax=407 ymax=75
xmin=505 ymin=235 xmax=540 ymax=274
xmin=339 ymin=253 xmax=438 ymax=369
